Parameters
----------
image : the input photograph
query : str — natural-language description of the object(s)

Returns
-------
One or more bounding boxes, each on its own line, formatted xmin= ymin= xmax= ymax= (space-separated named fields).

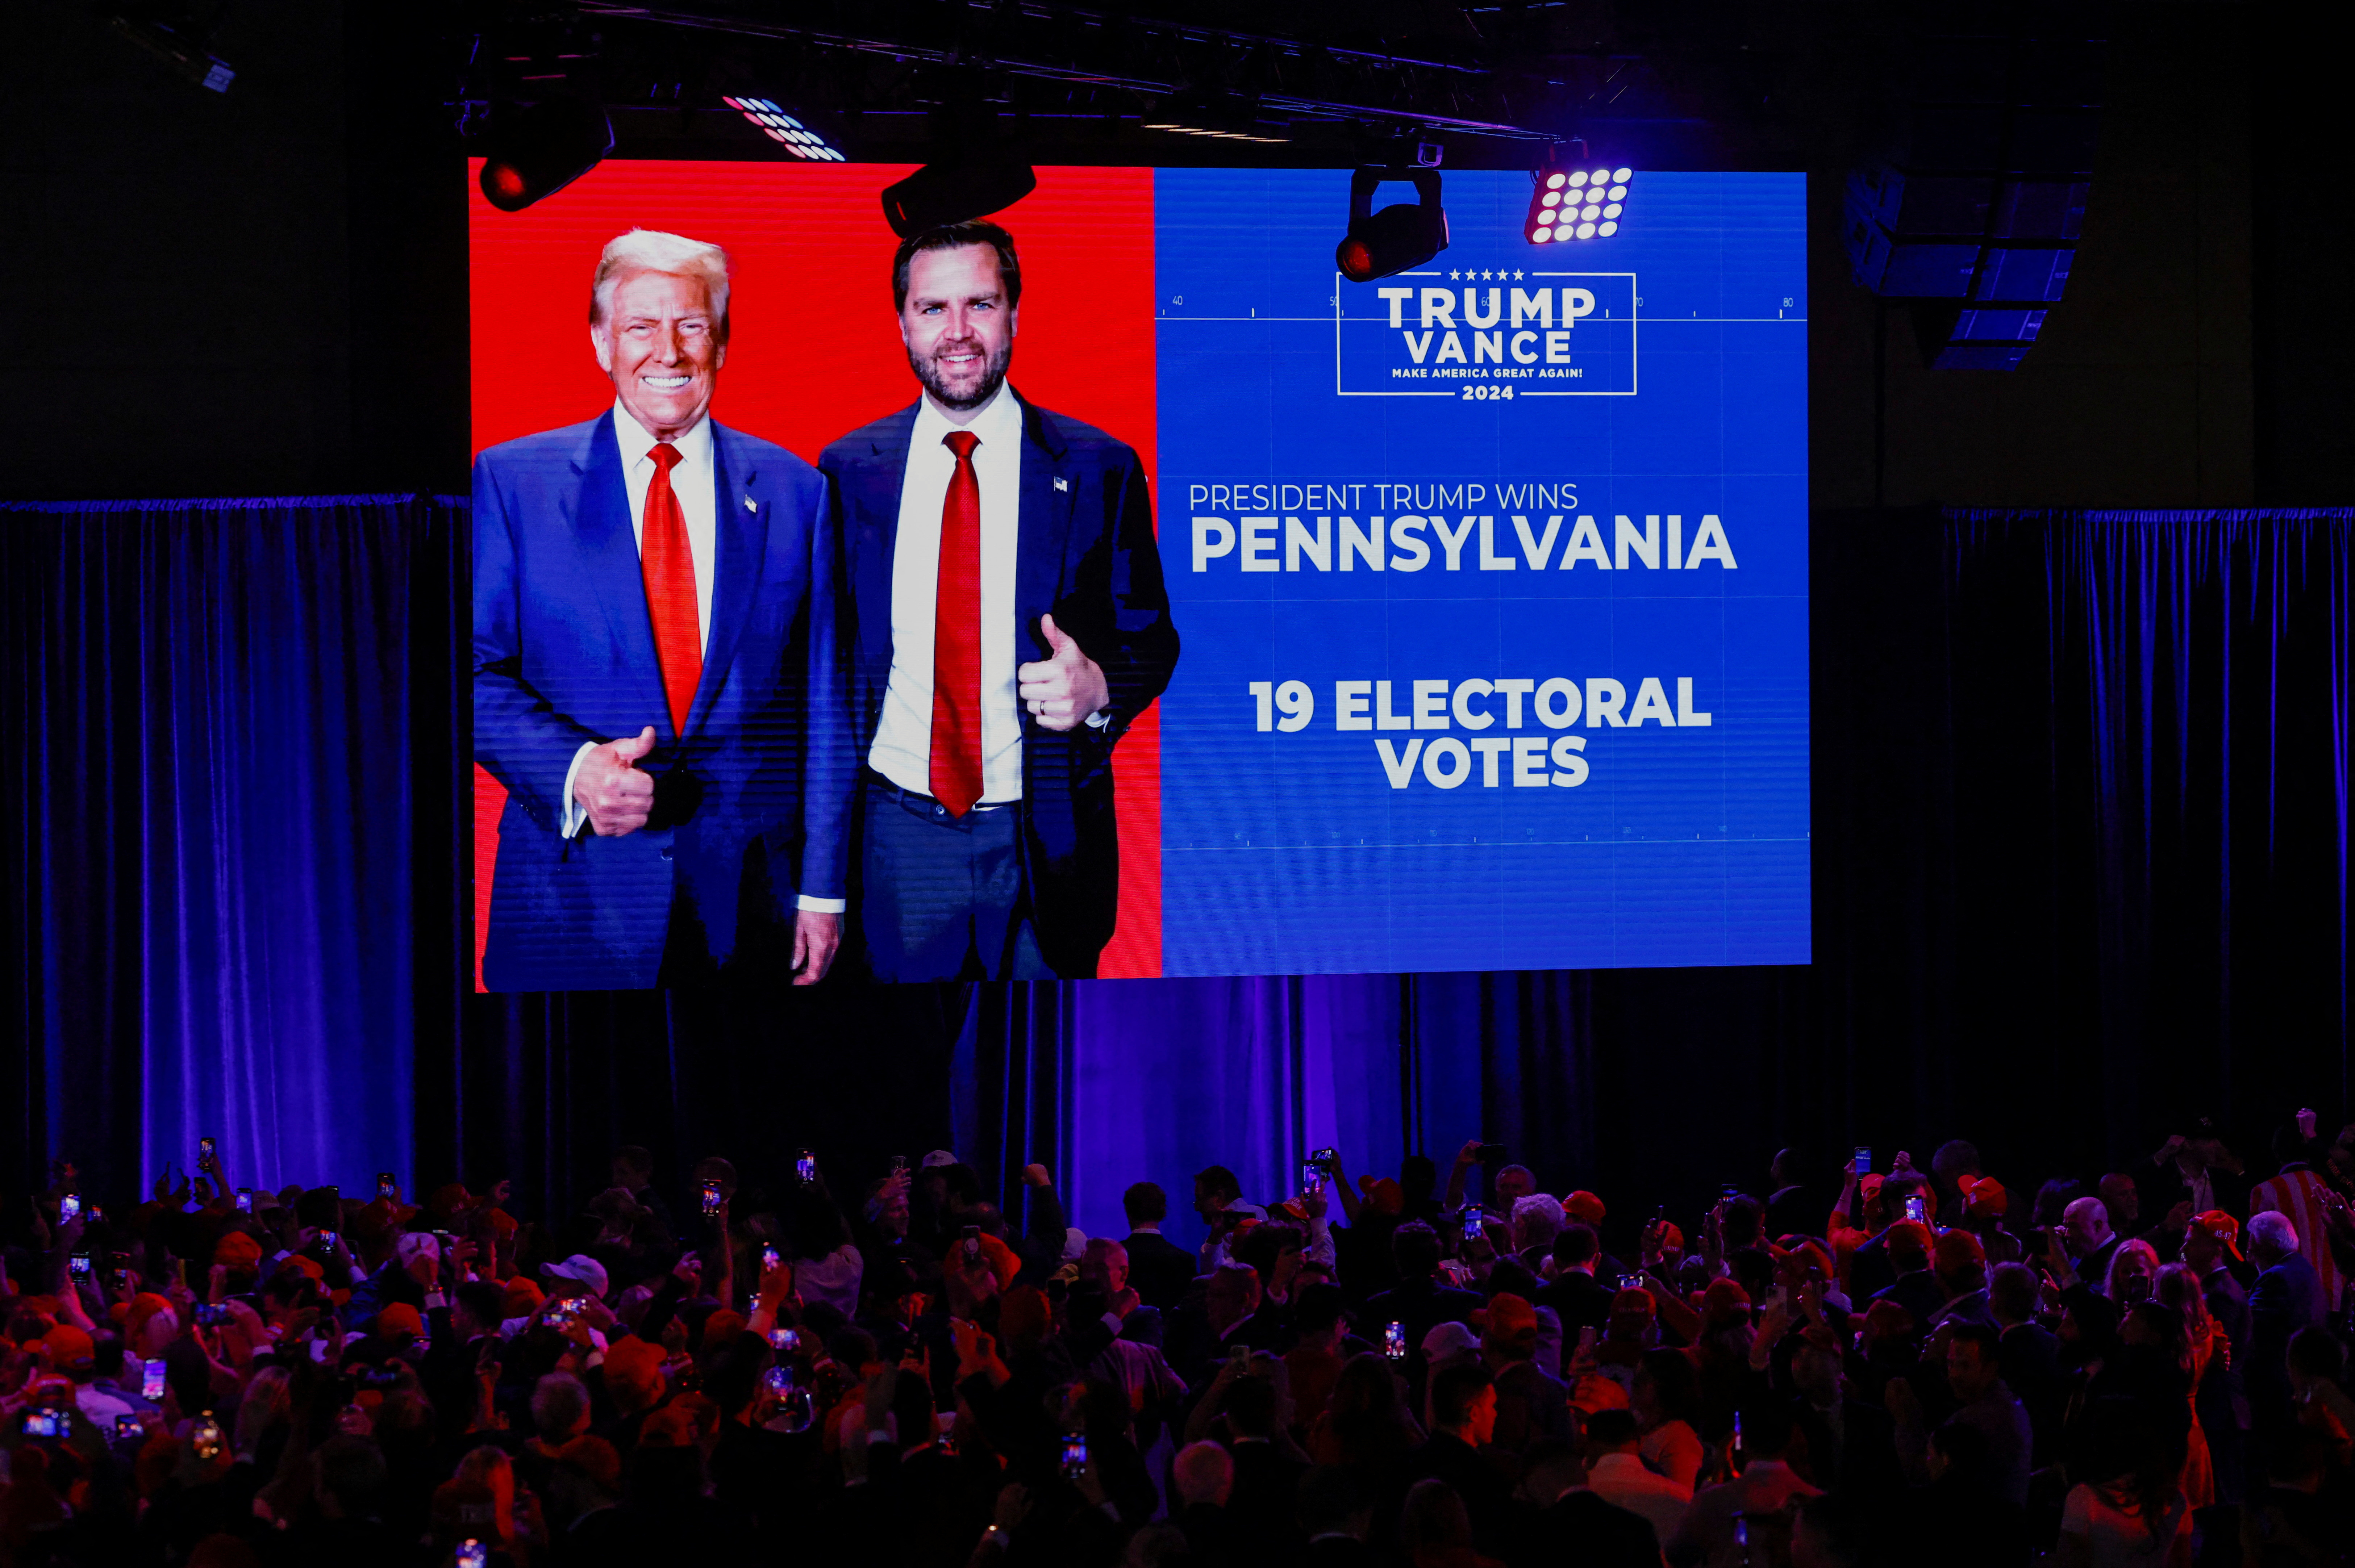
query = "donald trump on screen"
xmin=472 ymin=228 xmax=853 ymax=991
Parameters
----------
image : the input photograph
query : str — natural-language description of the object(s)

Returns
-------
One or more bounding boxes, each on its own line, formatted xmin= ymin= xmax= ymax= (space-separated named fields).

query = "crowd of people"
xmin=3 ymin=1112 xmax=2354 ymax=1568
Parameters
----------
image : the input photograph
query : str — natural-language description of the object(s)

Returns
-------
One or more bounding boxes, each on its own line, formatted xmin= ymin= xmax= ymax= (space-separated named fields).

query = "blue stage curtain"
xmin=1 ymin=496 xmax=448 ymax=1200
xmin=1942 ymin=509 xmax=2354 ymax=1153
xmin=966 ymin=977 xmax=1409 ymax=1244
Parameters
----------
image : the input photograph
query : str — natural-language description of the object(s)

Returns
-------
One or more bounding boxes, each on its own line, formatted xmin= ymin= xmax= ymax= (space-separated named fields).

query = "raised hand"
xmin=1016 ymin=614 xmax=1109 ymax=731
xmin=575 ymin=726 xmax=658 ymax=836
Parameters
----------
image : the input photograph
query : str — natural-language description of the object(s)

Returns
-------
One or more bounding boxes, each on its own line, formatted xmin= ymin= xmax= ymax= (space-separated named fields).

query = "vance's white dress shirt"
xmin=868 ymin=384 xmax=1029 ymax=804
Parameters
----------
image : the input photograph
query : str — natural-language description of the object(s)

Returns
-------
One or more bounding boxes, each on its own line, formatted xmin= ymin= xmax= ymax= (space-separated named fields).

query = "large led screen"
xmin=470 ymin=162 xmax=1806 ymax=990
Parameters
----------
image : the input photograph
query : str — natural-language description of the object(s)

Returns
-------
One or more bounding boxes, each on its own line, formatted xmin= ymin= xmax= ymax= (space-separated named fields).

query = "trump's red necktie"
xmin=930 ymin=429 xmax=984 ymax=815
xmin=641 ymin=442 xmax=701 ymax=739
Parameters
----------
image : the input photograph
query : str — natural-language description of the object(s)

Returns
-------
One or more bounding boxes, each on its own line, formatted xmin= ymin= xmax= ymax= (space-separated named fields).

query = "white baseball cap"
xmin=541 ymin=1254 xmax=610 ymax=1299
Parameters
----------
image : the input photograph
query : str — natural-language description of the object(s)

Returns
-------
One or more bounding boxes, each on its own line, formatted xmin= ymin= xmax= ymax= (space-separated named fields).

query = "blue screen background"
xmin=1152 ymin=169 xmax=1808 ymax=975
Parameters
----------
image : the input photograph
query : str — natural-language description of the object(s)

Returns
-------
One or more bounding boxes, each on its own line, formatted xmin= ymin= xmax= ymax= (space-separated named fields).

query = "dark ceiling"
xmin=451 ymin=0 xmax=1917 ymax=171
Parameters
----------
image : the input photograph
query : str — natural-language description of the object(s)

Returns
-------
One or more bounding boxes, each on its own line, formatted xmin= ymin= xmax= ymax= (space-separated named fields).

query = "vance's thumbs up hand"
xmin=1016 ymin=613 xmax=1110 ymax=732
xmin=574 ymin=725 xmax=658 ymax=836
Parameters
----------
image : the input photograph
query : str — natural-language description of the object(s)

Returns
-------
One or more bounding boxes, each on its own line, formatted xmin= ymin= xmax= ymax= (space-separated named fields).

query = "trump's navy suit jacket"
xmin=472 ymin=410 xmax=853 ymax=991
xmin=819 ymin=394 xmax=1178 ymax=977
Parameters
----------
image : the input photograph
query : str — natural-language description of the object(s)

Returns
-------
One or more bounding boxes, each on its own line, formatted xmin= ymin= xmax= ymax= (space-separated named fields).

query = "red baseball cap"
xmin=2190 ymin=1210 xmax=2241 ymax=1260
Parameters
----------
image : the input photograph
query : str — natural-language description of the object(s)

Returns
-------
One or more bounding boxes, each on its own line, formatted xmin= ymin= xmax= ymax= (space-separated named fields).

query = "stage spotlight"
xmin=1335 ymin=167 xmax=1448 ymax=283
xmin=880 ymin=158 xmax=1038 ymax=237
xmin=478 ymin=97 xmax=613 ymax=212
xmin=722 ymin=97 xmax=846 ymax=160
xmin=1525 ymin=155 xmax=1631 ymax=244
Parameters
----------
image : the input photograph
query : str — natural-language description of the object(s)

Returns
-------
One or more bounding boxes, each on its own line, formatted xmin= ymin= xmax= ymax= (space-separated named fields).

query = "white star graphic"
xmin=1514 ymin=269 xmax=1526 ymax=281
xmin=1449 ymin=269 xmax=1461 ymax=280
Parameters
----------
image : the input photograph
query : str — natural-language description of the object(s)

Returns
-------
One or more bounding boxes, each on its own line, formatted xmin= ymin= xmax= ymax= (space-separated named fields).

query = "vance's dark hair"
xmin=892 ymin=220 xmax=1023 ymax=314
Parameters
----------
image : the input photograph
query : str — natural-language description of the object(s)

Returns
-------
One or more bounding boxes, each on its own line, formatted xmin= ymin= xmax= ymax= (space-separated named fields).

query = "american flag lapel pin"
xmin=1053 ymin=476 xmax=1068 ymax=492
xmin=744 ymin=494 xmax=758 ymax=513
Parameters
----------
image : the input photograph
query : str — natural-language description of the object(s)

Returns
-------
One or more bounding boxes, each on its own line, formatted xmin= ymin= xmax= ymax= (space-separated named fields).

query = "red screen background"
xmin=468 ymin=159 xmax=1162 ymax=987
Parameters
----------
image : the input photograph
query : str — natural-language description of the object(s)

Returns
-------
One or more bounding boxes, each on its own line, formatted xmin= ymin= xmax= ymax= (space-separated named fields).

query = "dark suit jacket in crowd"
xmin=1535 ymin=1269 xmax=1617 ymax=1337
xmin=2247 ymin=1251 xmax=2324 ymax=1429
xmin=2203 ymin=1263 xmax=2254 ymax=1360
xmin=1410 ymin=1432 xmax=1517 ymax=1557
xmin=2080 ymin=1234 xmax=2123 ymax=1290
xmin=1873 ymin=1267 xmax=1952 ymax=1328
xmin=1226 ymin=1438 xmax=1311 ymax=1563
xmin=1123 ymin=1228 xmax=1199 ymax=1312
xmin=1846 ymin=1230 xmax=1901 ymax=1302
xmin=1766 ymin=1182 xmax=1833 ymax=1242
xmin=1501 ymin=1489 xmax=1662 ymax=1568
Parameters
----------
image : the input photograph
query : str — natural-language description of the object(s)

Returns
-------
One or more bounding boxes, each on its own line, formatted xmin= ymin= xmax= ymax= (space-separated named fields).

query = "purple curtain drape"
xmin=2 ymin=496 xmax=445 ymax=1200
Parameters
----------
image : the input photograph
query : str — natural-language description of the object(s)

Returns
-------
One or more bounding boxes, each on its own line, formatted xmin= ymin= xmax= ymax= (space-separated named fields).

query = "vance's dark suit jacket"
xmin=472 ymin=411 xmax=850 ymax=990
xmin=819 ymin=392 xmax=1178 ymax=977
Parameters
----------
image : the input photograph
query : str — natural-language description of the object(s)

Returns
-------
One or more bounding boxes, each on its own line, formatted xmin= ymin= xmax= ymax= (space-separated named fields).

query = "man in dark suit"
xmin=1534 ymin=1224 xmax=1617 ymax=1336
xmin=1984 ymin=1263 xmax=2065 ymax=1463
xmin=473 ymin=229 xmax=850 ymax=991
xmin=2059 ymin=1196 xmax=2124 ymax=1291
xmin=1764 ymin=1148 xmax=1832 ymax=1242
xmin=1221 ymin=1375 xmax=1309 ymax=1565
xmin=2245 ymin=1208 xmax=2324 ymax=1436
xmin=1119 ymin=1181 xmax=1200 ymax=1312
xmin=1787 ymin=1340 xmax=1901 ymax=1498
xmin=1410 ymin=1363 xmax=1515 ymax=1556
xmin=819 ymin=220 xmax=1178 ymax=981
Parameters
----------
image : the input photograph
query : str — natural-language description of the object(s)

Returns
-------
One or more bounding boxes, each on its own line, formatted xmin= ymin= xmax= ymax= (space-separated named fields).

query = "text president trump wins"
xmin=823 ymin=221 xmax=1178 ymax=980
xmin=473 ymin=229 xmax=852 ymax=991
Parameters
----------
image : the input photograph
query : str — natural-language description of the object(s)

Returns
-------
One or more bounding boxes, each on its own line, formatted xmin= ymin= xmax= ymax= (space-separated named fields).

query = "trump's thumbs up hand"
xmin=1016 ymin=613 xmax=1109 ymax=732
xmin=575 ymin=725 xmax=658 ymax=836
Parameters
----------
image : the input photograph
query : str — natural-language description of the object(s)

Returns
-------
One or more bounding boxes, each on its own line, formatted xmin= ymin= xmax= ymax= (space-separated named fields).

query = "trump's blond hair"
xmin=589 ymin=228 xmax=731 ymax=340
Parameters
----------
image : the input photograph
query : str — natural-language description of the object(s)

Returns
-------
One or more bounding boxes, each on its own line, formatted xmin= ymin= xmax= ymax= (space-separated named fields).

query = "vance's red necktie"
xmin=930 ymin=429 xmax=984 ymax=815
xmin=641 ymin=442 xmax=701 ymax=739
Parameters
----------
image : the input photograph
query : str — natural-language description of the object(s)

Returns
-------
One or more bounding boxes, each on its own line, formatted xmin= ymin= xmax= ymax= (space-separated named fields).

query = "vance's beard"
xmin=909 ymin=336 xmax=1014 ymax=412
